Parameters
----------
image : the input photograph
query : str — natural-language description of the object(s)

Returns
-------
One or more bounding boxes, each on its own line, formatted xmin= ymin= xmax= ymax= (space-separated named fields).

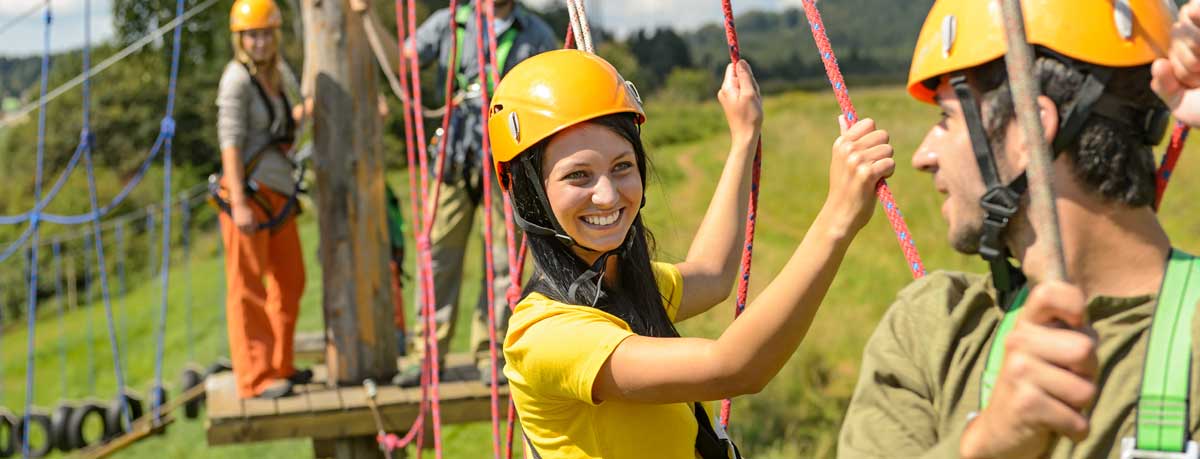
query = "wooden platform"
xmin=293 ymin=331 xmax=326 ymax=362
xmin=205 ymin=353 xmax=506 ymax=445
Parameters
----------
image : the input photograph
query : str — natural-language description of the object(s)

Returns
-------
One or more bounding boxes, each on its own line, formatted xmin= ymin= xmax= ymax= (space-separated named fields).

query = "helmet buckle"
xmin=978 ymin=186 xmax=1020 ymax=261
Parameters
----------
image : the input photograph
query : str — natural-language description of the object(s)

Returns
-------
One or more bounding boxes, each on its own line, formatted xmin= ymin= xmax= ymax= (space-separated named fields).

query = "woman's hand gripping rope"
xmin=822 ymin=116 xmax=896 ymax=240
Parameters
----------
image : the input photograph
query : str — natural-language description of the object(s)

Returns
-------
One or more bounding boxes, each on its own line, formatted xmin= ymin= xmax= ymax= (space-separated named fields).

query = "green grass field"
xmin=2 ymin=86 xmax=1199 ymax=458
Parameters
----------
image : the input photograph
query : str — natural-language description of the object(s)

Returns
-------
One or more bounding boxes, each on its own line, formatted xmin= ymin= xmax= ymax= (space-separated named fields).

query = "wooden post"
xmin=301 ymin=0 xmax=399 ymax=456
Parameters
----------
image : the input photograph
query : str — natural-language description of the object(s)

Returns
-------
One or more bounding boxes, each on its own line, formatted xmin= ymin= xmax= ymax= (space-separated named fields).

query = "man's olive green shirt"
xmin=838 ymin=270 xmax=1200 ymax=458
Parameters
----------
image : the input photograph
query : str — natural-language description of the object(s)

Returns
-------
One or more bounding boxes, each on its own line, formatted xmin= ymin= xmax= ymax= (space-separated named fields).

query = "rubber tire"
xmin=0 ymin=409 xmax=17 ymax=458
xmin=180 ymin=367 xmax=204 ymax=420
xmin=103 ymin=392 xmax=143 ymax=440
xmin=205 ymin=359 xmax=232 ymax=378
xmin=48 ymin=403 xmax=74 ymax=452
xmin=147 ymin=387 xmax=168 ymax=436
xmin=65 ymin=402 xmax=106 ymax=450
xmin=15 ymin=410 xmax=53 ymax=458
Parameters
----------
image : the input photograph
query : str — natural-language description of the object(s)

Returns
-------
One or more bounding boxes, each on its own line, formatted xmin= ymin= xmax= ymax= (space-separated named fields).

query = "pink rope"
xmin=1156 ymin=121 xmax=1188 ymax=209
xmin=377 ymin=0 xmax=460 ymax=454
xmin=800 ymin=0 xmax=926 ymax=279
xmin=717 ymin=0 xmax=763 ymax=431
xmin=473 ymin=2 xmax=507 ymax=457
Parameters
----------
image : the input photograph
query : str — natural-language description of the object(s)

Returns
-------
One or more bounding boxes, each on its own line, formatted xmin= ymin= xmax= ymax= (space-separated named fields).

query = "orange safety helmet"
xmin=230 ymin=0 xmax=283 ymax=33
xmin=487 ymin=49 xmax=645 ymax=189
xmin=907 ymin=0 xmax=1174 ymax=104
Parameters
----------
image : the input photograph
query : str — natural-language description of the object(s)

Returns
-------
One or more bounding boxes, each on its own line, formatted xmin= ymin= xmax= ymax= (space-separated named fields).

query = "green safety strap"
xmin=980 ymin=286 xmax=1029 ymax=408
xmin=1136 ymin=250 xmax=1200 ymax=452
xmin=979 ymin=250 xmax=1200 ymax=453
xmin=454 ymin=5 xmax=519 ymax=95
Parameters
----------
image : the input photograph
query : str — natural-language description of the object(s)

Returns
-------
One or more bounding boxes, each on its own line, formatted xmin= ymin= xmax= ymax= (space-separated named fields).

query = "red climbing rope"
xmin=717 ymin=0 xmax=764 ymax=431
xmin=471 ymin=2 xmax=506 ymax=457
xmin=1156 ymin=121 xmax=1188 ymax=209
xmin=800 ymin=0 xmax=926 ymax=279
xmin=376 ymin=0 xmax=462 ymax=455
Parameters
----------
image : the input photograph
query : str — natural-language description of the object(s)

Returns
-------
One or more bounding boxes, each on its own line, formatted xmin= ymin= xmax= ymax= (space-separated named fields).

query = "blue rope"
xmin=23 ymin=3 xmax=51 ymax=456
xmin=116 ymin=220 xmax=128 ymax=348
xmin=53 ymin=241 xmax=67 ymax=399
xmin=0 ymin=142 xmax=86 ymax=225
xmin=0 ymin=226 xmax=36 ymax=267
xmin=150 ymin=0 xmax=186 ymax=422
xmin=84 ymin=149 xmax=132 ymax=424
xmin=23 ymin=245 xmax=38 ymax=459
xmin=38 ymin=133 xmax=166 ymax=225
xmin=84 ymin=233 xmax=96 ymax=394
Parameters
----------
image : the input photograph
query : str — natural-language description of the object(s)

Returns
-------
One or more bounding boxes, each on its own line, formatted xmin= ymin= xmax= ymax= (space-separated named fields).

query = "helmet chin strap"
xmin=950 ymin=75 xmax=1027 ymax=301
xmin=514 ymin=157 xmax=646 ymax=307
xmin=948 ymin=59 xmax=1166 ymax=304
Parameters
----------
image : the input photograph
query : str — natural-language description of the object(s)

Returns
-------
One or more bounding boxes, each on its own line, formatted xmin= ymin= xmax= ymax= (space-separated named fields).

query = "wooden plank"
xmin=205 ymin=355 xmax=508 ymax=445
xmin=294 ymin=331 xmax=326 ymax=362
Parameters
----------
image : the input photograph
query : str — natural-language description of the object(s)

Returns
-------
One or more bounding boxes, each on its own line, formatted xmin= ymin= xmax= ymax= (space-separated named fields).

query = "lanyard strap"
xmin=1137 ymin=250 xmax=1200 ymax=452
xmin=980 ymin=250 xmax=1200 ymax=453
xmin=980 ymin=286 xmax=1029 ymax=408
xmin=454 ymin=5 xmax=519 ymax=95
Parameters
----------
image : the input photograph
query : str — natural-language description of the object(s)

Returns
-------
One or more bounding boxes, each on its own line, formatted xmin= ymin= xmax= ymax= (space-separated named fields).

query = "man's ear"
xmin=1004 ymin=94 xmax=1061 ymax=177
xmin=1036 ymin=95 xmax=1060 ymax=149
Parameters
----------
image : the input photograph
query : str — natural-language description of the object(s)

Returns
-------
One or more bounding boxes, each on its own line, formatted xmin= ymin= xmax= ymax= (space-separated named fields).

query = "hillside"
xmin=2 ymin=86 xmax=1198 ymax=458
xmin=0 ymin=55 xmax=42 ymax=101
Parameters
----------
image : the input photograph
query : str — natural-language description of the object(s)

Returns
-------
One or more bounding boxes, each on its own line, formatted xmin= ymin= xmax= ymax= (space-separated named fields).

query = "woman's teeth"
xmin=583 ymin=210 xmax=620 ymax=226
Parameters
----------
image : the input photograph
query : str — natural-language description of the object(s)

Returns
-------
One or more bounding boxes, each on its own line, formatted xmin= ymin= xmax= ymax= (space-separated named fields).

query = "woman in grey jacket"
xmin=216 ymin=0 xmax=308 ymax=400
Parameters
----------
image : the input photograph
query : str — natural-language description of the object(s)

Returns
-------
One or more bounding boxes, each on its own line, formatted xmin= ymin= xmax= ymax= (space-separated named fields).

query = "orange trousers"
xmin=218 ymin=183 xmax=306 ymax=399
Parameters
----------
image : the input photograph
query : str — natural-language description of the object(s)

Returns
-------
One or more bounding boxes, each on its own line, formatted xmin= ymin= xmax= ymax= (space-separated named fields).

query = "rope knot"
xmin=160 ymin=116 xmax=176 ymax=136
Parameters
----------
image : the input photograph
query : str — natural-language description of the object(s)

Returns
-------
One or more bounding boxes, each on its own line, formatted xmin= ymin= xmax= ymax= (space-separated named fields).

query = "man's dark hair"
xmin=970 ymin=55 xmax=1162 ymax=207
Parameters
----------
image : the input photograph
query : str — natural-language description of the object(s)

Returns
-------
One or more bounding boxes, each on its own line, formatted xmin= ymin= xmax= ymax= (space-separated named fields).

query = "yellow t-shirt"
xmin=504 ymin=262 xmax=700 ymax=459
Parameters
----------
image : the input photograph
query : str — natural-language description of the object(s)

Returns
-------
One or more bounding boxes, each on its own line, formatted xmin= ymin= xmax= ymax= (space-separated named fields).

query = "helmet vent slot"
xmin=941 ymin=15 xmax=957 ymax=57
xmin=1114 ymin=0 xmax=1134 ymax=40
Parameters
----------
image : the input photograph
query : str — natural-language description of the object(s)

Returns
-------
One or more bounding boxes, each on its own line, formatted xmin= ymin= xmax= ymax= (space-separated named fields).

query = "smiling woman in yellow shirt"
xmin=489 ymin=49 xmax=896 ymax=459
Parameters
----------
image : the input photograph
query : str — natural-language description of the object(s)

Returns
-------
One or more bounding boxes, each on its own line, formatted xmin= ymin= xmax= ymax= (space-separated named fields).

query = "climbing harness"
xmin=454 ymin=4 xmax=518 ymax=97
xmin=206 ymin=63 xmax=307 ymax=233
xmin=981 ymin=250 xmax=1200 ymax=458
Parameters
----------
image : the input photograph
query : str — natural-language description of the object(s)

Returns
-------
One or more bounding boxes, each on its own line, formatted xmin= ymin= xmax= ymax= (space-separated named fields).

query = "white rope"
xmin=575 ymin=0 xmax=594 ymax=53
xmin=565 ymin=0 xmax=593 ymax=53
xmin=0 ymin=2 xmax=44 ymax=37
xmin=0 ymin=0 xmax=221 ymax=129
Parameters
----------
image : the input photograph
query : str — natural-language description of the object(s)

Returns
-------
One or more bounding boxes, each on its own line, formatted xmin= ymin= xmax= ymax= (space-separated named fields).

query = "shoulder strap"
xmin=980 ymin=250 xmax=1200 ymax=455
xmin=453 ymin=5 xmax=521 ymax=94
xmin=239 ymin=62 xmax=295 ymax=175
xmin=980 ymin=286 xmax=1029 ymax=408
xmin=1135 ymin=249 xmax=1200 ymax=453
xmin=693 ymin=402 xmax=742 ymax=459
xmin=524 ymin=434 xmax=542 ymax=459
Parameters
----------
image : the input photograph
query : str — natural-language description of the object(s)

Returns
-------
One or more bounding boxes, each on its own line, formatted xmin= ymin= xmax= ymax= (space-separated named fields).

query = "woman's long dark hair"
xmin=509 ymin=113 xmax=680 ymax=338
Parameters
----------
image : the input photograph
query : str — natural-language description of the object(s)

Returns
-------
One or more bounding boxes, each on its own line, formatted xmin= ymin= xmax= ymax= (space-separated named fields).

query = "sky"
xmin=0 ymin=0 xmax=802 ymax=57
xmin=0 ymin=0 xmax=115 ymax=57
